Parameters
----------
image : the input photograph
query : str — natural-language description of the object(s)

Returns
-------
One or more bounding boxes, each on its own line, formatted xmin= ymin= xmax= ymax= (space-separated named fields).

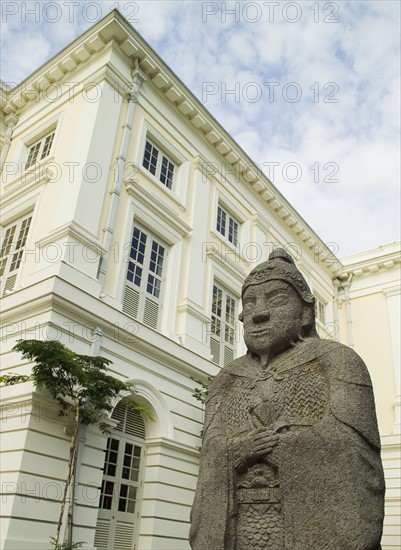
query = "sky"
xmin=1 ymin=0 xmax=400 ymax=257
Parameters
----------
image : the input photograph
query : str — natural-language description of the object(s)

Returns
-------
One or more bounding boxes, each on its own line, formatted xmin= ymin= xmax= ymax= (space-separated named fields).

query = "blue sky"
xmin=1 ymin=0 xmax=400 ymax=256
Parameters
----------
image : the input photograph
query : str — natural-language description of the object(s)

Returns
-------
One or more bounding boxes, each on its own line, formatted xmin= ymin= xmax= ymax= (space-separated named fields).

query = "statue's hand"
xmin=232 ymin=428 xmax=279 ymax=472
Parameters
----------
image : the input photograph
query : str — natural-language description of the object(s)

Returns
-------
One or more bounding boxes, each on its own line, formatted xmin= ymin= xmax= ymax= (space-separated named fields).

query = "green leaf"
xmin=0 ymin=374 xmax=30 ymax=385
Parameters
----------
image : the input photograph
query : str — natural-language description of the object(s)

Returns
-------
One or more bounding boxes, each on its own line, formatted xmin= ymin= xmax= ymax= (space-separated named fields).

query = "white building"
xmin=1 ymin=11 xmax=399 ymax=550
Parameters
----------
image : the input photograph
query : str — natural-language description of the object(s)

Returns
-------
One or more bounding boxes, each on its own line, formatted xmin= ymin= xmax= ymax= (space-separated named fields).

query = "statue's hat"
xmin=242 ymin=248 xmax=314 ymax=304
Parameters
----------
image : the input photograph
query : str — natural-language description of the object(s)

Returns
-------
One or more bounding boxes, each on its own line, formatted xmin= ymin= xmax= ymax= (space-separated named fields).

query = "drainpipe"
xmin=343 ymin=274 xmax=354 ymax=348
xmin=0 ymin=113 xmax=19 ymax=174
xmin=97 ymin=61 xmax=147 ymax=288
xmin=332 ymin=278 xmax=340 ymax=342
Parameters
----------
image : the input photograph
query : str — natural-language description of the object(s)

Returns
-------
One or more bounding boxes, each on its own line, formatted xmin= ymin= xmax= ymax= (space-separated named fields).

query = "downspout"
xmin=97 ymin=61 xmax=147 ymax=288
xmin=343 ymin=274 xmax=354 ymax=348
xmin=0 ymin=113 xmax=19 ymax=174
xmin=333 ymin=278 xmax=340 ymax=342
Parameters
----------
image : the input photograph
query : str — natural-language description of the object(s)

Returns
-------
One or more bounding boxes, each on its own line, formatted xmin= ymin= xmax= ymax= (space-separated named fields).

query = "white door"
xmin=94 ymin=403 xmax=146 ymax=550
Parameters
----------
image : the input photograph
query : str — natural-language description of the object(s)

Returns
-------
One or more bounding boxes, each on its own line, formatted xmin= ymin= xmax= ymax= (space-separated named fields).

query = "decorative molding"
xmin=124 ymin=179 xmax=192 ymax=243
xmin=193 ymin=154 xmax=213 ymax=181
xmin=36 ymin=221 xmax=106 ymax=255
xmin=125 ymin=380 xmax=175 ymax=439
xmin=84 ymin=58 xmax=132 ymax=97
xmin=145 ymin=437 xmax=200 ymax=458
xmin=251 ymin=212 xmax=272 ymax=233
xmin=4 ymin=112 xmax=19 ymax=131
xmin=207 ymin=247 xmax=247 ymax=293
xmin=383 ymin=286 xmax=401 ymax=298
xmin=177 ymin=298 xmax=210 ymax=324
xmin=0 ymin=194 xmax=38 ymax=227
xmin=342 ymin=249 xmax=401 ymax=278
xmin=143 ymin=120 xmax=187 ymax=164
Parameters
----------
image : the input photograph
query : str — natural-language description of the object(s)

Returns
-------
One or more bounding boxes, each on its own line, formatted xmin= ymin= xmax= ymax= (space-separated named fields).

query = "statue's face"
xmin=242 ymin=281 xmax=304 ymax=358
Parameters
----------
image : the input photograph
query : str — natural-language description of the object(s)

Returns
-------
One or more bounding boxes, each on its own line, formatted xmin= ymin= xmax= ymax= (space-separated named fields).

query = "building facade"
xmin=1 ymin=11 xmax=399 ymax=550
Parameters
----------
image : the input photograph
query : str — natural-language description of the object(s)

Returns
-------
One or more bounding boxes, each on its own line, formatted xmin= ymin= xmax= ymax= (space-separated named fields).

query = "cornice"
xmin=193 ymin=154 xmax=212 ymax=180
xmin=36 ymin=221 xmax=106 ymax=255
xmin=1 ymin=156 xmax=57 ymax=210
xmin=383 ymin=285 xmax=401 ymax=298
xmin=124 ymin=179 xmax=192 ymax=242
xmin=49 ymin=288 xmax=214 ymax=381
xmin=251 ymin=212 xmax=272 ymax=233
xmin=3 ymin=10 xmax=342 ymax=278
xmin=83 ymin=54 xmax=132 ymax=95
xmin=207 ymin=245 xmax=248 ymax=291
xmin=177 ymin=298 xmax=211 ymax=324
xmin=342 ymin=251 xmax=401 ymax=278
xmin=146 ymin=437 xmax=199 ymax=458
xmin=0 ymin=282 xmax=54 ymax=322
xmin=1 ymin=273 xmax=215 ymax=381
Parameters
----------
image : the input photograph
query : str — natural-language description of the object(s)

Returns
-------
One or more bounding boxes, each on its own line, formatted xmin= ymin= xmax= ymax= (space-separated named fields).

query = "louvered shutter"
xmin=93 ymin=518 xmax=109 ymax=549
xmin=143 ymin=297 xmax=159 ymax=329
xmin=112 ymin=402 xmax=146 ymax=439
xmin=123 ymin=225 xmax=166 ymax=331
xmin=210 ymin=336 xmax=221 ymax=365
xmin=122 ymin=286 xmax=140 ymax=318
xmin=114 ymin=522 xmax=135 ymax=549
xmin=224 ymin=346 xmax=234 ymax=366
xmin=3 ymin=274 xmax=17 ymax=296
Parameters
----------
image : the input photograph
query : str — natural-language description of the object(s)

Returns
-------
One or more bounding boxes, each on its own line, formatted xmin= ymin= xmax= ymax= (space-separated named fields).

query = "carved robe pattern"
xmin=190 ymin=339 xmax=385 ymax=550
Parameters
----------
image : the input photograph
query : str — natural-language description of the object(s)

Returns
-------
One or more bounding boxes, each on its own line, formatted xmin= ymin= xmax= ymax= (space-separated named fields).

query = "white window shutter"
xmin=210 ymin=336 xmax=221 ymax=365
xmin=143 ymin=297 xmax=159 ymax=329
xmin=224 ymin=345 xmax=234 ymax=366
xmin=3 ymin=274 xmax=17 ymax=296
xmin=122 ymin=286 xmax=140 ymax=319
xmin=94 ymin=518 xmax=110 ymax=549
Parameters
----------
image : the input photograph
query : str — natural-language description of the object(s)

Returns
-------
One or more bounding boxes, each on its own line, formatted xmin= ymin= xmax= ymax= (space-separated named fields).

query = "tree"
xmin=191 ymin=376 xmax=214 ymax=446
xmin=191 ymin=376 xmax=213 ymax=405
xmin=2 ymin=339 xmax=150 ymax=549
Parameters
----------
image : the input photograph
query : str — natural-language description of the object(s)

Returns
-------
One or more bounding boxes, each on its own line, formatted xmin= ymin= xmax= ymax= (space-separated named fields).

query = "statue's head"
xmin=239 ymin=249 xmax=318 ymax=360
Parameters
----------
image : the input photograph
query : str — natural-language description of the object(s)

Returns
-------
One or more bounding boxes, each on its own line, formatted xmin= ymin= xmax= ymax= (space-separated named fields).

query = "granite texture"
xmin=190 ymin=249 xmax=385 ymax=550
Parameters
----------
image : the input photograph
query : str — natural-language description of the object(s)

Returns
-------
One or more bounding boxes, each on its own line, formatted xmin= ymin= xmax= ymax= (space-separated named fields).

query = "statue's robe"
xmin=190 ymin=338 xmax=385 ymax=550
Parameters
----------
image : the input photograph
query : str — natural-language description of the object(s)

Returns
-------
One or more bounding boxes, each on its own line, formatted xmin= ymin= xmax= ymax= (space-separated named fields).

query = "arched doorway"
xmin=94 ymin=401 xmax=146 ymax=550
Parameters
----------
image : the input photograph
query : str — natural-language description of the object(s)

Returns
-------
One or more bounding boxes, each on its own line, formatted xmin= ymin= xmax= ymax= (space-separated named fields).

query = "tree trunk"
xmin=54 ymin=406 xmax=80 ymax=547
xmin=67 ymin=405 xmax=80 ymax=544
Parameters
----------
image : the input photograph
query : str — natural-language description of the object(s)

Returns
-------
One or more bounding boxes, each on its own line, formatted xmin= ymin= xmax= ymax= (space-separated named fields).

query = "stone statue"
xmin=190 ymin=249 xmax=385 ymax=550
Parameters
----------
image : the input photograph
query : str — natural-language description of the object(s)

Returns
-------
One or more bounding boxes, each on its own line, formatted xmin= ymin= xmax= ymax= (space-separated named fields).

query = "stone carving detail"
xmin=190 ymin=249 xmax=385 ymax=550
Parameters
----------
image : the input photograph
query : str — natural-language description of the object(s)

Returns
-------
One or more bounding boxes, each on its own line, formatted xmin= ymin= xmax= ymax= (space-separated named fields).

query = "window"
xmin=0 ymin=215 xmax=32 ymax=295
xmin=25 ymin=131 xmax=55 ymax=168
xmin=210 ymin=282 xmax=237 ymax=367
xmin=315 ymin=297 xmax=326 ymax=324
xmin=142 ymin=139 xmax=176 ymax=190
xmin=122 ymin=225 xmax=167 ymax=330
xmin=94 ymin=402 xmax=146 ymax=550
xmin=216 ymin=205 xmax=239 ymax=246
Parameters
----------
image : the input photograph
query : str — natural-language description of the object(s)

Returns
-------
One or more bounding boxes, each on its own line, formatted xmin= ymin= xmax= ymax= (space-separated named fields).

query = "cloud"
xmin=1 ymin=0 xmax=399 ymax=256
xmin=1 ymin=31 xmax=52 ymax=85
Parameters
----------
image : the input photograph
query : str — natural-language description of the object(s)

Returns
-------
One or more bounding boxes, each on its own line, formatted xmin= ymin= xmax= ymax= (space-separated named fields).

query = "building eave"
xmin=340 ymin=242 xmax=401 ymax=278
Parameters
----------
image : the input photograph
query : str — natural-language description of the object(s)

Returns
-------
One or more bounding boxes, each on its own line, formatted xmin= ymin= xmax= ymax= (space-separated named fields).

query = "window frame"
xmin=314 ymin=296 xmax=327 ymax=325
xmin=210 ymin=281 xmax=238 ymax=367
xmin=25 ymin=130 xmax=55 ymax=169
xmin=216 ymin=203 xmax=240 ymax=247
xmin=122 ymin=223 xmax=168 ymax=331
xmin=0 ymin=214 xmax=32 ymax=295
xmin=142 ymin=137 xmax=177 ymax=190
